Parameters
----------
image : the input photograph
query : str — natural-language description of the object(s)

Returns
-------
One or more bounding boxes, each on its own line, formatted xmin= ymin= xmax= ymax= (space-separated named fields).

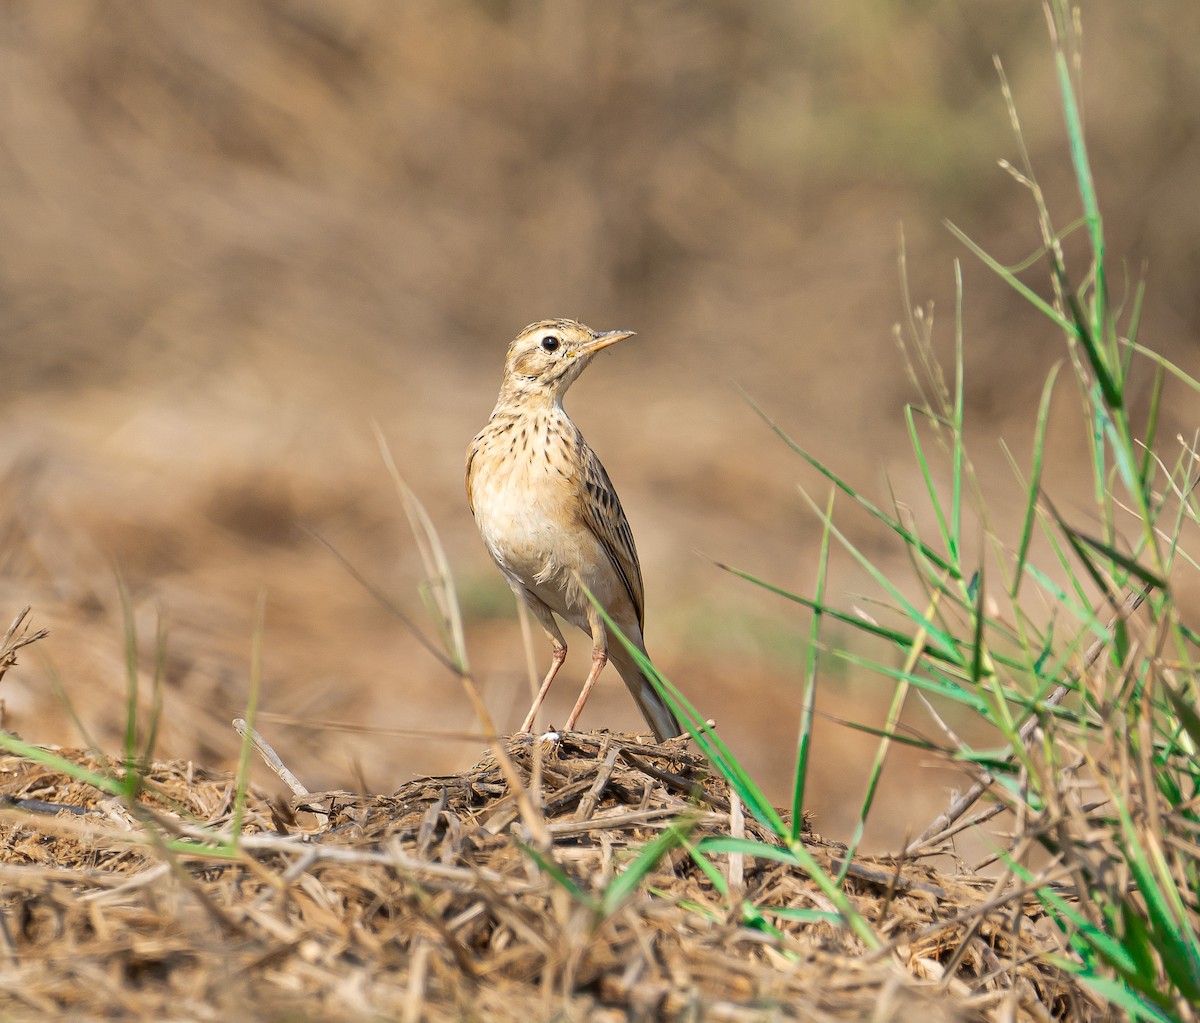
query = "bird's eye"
xmin=540 ymin=335 xmax=560 ymax=353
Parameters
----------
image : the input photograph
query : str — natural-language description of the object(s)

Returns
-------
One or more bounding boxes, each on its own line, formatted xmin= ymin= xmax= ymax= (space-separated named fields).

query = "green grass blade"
xmin=140 ymin=605 xmax=167 ymax=775
xmin=951 ymin=260 xmax=965 ymax=557
xmin=116 ymin=573 xmax=140 ymax=793
xmin=796 ymin=485 xmax=964 ymax=663
xmin=834 ymin=613 xmax=926 ymax=887
xmin=518 ymin=842 xmax=596 ymax=911
xmin=0 ymin=732 xmax=125 ymax=796
xmin=742 ymin=391 xmax=961 ymax=579
xmin=1062 ymin=525 xmax=1167 ymax=592
xmin=697 ymin=836 xmax=880 ymax=949
xmin=232 ymin=590 xmax=267 ymax=846
xmin=1128 ymin=342 xmax=1200 ymax=392
xmin=1071 ymin=974 xmax=1178 ymax=1023
xmin=1139 ymin=363 xmax=1165 ymax=491
xmin=828 ymin=648 xmax=990 ymax=715
xmin=905 ymin=405 xmax=956 ymax=562
xmin=946 ymin=221 xmax=1074 ymax=333
xmin=723 ymin=560 xmax=1073 ymax=696
xmin=1119 ymin=898 xmax=1161 ymax=990
xmin=1022 ymin=561 xmax=1093 ymax=627
xmin=1161 ymin=680 xmax=1200 ymax=751
xmin=1011 ymin=858 xmax=1146 ymax=987
xmin=1012 ymin=362 xmax=1063 ymax=598
xmin=1117 ymin=804 xmax=1200 ymax=1002
xmin=969 ymin=560 xmax=988 ymax=685
xmin=679 ymin=842 xmax=791 ymax=942
xmin=763 ymin=907 xmax=845 ymax=926
xmin=792 ymin=489 xmax=834 ymax=836
xmin=39 ymin=651 xmax=103 ymax=758
xmin=600 ymin=816 xmax=700 ymax=917
xmin=718 ymin=562 xmax=957 ymax=662
xmin=1051 ymin=15 xmax=1108 ymax=353
xmin=586 ymin=588 xmax=787 ymax=837
xmin=683 ymin=840 xmax=730 ymax=897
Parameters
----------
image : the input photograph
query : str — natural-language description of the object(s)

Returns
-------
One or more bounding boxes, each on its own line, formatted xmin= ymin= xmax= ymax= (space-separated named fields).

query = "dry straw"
xmin=0 ymin=733 xmax=1098 ymax=1021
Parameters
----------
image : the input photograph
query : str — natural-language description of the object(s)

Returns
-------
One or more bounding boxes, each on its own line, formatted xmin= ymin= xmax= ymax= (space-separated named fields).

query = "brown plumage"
xmin=466 ymin=319 xmax=682 ymax=741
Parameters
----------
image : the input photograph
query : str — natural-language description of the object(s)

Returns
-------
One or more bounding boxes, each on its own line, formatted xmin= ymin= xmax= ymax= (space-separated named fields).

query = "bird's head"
xmin=499 ymin=319 xmax=636 ymax=404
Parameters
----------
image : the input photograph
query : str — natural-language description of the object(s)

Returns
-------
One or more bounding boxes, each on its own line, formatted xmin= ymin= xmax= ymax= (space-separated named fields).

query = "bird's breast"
xmin=469 ymin=414 xmax=583 ymax=580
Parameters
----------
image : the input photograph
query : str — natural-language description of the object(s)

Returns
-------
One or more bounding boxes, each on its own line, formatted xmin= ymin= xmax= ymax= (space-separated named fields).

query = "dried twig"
xmin=233 ymin=718 xmax=310 ymax=796
xmin=574 ymin=742 xmax=619 ymax=822
xmin=908 ymin=583 xmax=1151 ymax=853
xmin=0 ymin=607 xmax=48 ymax=684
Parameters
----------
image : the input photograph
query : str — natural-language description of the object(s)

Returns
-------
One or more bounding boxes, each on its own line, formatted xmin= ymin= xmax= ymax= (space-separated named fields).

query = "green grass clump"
xmin=622 ymin=2 xmax=1200 ymax=1018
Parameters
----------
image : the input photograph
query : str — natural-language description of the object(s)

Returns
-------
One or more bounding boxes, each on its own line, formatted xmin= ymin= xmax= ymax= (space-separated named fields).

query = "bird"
xmin=466 ymin=318 xmax=683 ymax=742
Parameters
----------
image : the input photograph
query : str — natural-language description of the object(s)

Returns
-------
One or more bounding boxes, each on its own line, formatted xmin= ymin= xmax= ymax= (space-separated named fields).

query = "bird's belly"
xmin=472 ymin=476 xmax=621 ymax=634
xmin=472 ymin=471 xmax=574 ymax=586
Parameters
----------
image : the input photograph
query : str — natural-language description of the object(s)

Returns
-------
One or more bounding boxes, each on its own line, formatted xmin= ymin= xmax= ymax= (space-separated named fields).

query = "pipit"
xmin=466 ymin=319 xmax=683 ymax=741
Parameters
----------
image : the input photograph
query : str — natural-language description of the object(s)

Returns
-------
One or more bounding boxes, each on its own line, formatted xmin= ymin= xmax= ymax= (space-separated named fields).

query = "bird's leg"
xmin=519 ymin=593 xmax=568 ymax=733
xmin=520 ymin=640 xmax=567 ymax=733
xmin=563 ymin=647 xmax=607 ymax=732
xmin=563 ymin=609 xmax=608 ymax=732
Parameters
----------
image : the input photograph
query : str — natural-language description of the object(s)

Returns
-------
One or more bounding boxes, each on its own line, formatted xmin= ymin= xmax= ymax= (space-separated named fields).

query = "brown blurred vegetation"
xmin=1 ymin=2 xmax=1197 ymax=846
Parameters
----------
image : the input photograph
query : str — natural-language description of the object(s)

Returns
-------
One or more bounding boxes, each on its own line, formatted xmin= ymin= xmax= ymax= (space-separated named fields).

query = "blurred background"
xmin=1 ymin=2 xmax=1197 ymax=848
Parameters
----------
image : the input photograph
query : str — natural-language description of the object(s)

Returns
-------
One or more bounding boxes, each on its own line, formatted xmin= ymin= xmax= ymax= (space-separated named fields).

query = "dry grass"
xmin=3 ymin=2 xmax=1199 ymax=838
xmin=0 ymin=729 xmax=1105 ymax=1022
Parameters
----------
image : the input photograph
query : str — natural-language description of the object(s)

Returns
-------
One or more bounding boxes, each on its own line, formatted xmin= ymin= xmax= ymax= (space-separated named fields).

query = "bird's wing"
xmin=577 ymin=444 xmax=645 ymax=629
xmin=465 ymin=440 xmax=478 ymax=517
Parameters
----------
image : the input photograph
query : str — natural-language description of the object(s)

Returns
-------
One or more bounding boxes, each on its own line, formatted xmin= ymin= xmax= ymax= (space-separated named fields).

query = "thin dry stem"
xmin=0 ymin=607 xmax=49 ymax=685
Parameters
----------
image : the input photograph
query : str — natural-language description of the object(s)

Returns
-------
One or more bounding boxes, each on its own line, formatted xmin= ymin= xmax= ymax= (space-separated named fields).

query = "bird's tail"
xmin=609 ymin=643 xmax=683 ymax=742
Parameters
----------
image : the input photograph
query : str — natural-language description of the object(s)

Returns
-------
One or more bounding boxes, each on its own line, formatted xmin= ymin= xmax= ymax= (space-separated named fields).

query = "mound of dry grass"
xmin=0 ymin=731 xmax=1104 ymax=1021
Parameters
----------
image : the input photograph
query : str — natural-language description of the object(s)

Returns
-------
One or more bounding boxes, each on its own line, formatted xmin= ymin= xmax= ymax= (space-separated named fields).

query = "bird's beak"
xmin=575 ymin=329 xmax=636 ymax=356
